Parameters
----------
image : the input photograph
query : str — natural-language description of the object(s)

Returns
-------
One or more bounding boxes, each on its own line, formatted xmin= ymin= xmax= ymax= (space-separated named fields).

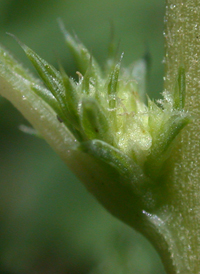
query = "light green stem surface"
xmin=162 ymin=0 xmax=200 ymax=273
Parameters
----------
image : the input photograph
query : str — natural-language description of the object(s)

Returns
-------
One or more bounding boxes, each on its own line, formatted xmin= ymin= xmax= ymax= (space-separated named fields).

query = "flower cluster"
xmin=17 ymin=26 xmax=189 ymax=182
xmin=0 ymin=26 xmax=190 ymax=229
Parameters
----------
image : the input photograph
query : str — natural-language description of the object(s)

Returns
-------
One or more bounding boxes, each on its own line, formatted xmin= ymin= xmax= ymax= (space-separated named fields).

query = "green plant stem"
xmin=162 ymin=0 xmax=200 ymax=273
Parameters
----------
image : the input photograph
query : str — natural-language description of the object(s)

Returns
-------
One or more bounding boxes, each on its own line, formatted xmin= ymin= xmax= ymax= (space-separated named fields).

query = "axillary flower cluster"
xmin=0 ymin=25 xmax=190 ymax=229
xmin=20 ymin=28 xmax=189 ymax=177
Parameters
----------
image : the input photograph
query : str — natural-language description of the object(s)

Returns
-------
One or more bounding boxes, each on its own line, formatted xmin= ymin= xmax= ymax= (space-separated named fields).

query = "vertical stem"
xmin=163 ymin=0 xmax=200 ymax=273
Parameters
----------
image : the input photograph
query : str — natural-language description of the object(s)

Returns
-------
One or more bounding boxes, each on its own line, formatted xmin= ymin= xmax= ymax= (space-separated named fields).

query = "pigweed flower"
xmin=0 ymin=25 xmax=190 ymax=235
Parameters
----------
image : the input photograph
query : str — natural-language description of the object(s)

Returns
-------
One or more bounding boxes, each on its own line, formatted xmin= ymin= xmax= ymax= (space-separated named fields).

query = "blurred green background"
xmin=0 ymin=0 xmax=166 ymax=273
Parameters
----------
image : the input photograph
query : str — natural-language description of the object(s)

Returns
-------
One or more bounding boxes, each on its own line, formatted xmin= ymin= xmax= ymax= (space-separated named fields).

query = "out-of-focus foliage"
xmin=0 ymin=0 xmax=166 ymax=273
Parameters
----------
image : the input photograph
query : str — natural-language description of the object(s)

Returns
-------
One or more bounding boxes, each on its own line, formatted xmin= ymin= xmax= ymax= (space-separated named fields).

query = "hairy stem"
xmin=162 ymin=0 xmax=200 ymax=273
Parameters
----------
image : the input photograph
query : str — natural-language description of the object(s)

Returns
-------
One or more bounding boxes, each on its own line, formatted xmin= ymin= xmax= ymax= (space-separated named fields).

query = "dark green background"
xmin=0 ymin=0 xmax=166 ymax=273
